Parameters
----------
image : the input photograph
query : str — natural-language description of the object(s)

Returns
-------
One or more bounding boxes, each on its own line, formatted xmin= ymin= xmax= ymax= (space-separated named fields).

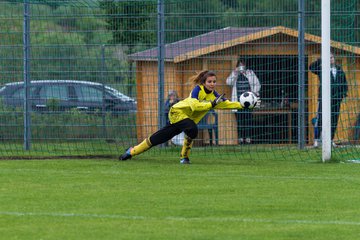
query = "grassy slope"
xmin=1 ymin=154 xmax=360 ymax=240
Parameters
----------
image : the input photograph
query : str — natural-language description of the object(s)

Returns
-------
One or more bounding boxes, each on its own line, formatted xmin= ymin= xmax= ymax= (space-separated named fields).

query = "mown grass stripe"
xmin=1 ymin=211 xmax=360 ymax=226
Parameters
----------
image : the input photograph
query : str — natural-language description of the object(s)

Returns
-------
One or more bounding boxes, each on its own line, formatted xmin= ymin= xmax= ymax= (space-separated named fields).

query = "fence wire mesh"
xmin=0 ymin=0 xmax=359 ymax=161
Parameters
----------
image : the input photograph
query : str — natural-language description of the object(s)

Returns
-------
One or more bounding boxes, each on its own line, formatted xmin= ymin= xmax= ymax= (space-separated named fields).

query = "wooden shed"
xmin=129 ymin=26 xmax=360 ymax=145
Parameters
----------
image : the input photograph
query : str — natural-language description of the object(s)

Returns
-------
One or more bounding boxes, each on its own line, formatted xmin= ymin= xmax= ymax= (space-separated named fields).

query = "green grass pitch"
xmin=1 ymin=153 xmax=360 ymax=239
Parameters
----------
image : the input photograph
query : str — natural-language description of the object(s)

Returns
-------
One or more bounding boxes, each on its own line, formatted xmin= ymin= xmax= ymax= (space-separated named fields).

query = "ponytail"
xmin=189 ymin=70 xmax=216 ymax=85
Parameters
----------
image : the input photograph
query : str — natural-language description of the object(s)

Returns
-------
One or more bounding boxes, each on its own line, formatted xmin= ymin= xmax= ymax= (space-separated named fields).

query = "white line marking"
xmin=1 ymin=211 xmax=360 ymax=226
xmin=0 ymin=168 xmax=358 ymax=181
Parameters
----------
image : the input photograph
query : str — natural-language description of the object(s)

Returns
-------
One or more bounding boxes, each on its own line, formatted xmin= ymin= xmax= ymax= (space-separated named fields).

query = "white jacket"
xmin=226 ymin=69 xmax=261 ymax=102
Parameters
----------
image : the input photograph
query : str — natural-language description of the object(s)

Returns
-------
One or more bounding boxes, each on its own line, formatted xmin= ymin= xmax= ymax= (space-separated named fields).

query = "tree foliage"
xmin=0 ymin=1 xmax=124 ymax=85
xmin=99 ymin=0 xmax=358 ymax=46
xmin=100 ymin=0 xmax=157 ymax=52
xmin=0 ymin=0 xmax=358 ymax=86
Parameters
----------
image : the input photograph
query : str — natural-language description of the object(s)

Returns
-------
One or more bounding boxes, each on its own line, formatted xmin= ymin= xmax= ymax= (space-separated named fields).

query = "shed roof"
xmin=129 ymin=26 xmax=360 ymax=63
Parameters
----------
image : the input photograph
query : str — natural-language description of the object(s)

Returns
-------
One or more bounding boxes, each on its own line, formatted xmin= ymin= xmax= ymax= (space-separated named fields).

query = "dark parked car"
xmin=0 ymin=80 xmax=137 ymax=113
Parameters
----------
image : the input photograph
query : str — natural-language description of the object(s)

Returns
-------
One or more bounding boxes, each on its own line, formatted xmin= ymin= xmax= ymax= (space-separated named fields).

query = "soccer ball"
xmin=239 ymin=92 xmax=257 ymax=109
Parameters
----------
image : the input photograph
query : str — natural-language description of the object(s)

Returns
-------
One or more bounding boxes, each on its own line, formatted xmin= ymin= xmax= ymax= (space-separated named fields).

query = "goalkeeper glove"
xmin=211 ymin=93 xmax=225 ymax=108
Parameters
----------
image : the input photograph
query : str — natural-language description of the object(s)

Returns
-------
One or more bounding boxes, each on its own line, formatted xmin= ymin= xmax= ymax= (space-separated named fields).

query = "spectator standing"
xmin=226 ymin=58 xmax=261 ymax=144
xmin=309 ymin=53 xmax=348 ymax=147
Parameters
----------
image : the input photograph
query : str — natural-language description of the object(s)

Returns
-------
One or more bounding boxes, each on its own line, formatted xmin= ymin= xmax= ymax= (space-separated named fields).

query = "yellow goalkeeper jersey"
xmin=169 ymin=85 xmax=242 ymax=124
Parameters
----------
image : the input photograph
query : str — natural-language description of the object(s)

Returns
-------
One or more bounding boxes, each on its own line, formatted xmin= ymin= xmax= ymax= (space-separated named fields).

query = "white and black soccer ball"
xmin=239 ymin=92 xmax=258 ymax=109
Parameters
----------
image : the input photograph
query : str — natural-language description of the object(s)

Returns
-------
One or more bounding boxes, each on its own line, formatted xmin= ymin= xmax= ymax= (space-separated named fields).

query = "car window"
xmin=105 ymin=86 xmax=135 ymax=102
xmin=76 ymin=85 xmax=103 ymax=102
xmin=39 ymin=85 xmax=68 ymax=100
xmin=11 ymin=87 xmax=37 ymax=99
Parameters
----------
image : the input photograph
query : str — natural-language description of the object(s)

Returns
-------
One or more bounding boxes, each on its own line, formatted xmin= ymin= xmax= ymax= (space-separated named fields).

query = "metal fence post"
xmin=23 ymin=0 xmax=31 ymax=150
xmin=157 ymin=0 xmax=165 ymax=132
xmin=101 ymin=44 xmax=107 ymax=139
xmin=298 ymin=0 xmax=305 ymax=149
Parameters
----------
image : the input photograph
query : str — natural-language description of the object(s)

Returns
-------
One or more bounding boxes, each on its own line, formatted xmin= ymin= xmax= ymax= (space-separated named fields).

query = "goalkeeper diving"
xmin=119 ymin=70 xmax=257 ymax=164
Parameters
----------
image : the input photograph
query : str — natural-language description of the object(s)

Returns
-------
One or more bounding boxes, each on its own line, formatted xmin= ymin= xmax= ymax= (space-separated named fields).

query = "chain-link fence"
xmin=0 ymin=0 xmax=359 ymax=161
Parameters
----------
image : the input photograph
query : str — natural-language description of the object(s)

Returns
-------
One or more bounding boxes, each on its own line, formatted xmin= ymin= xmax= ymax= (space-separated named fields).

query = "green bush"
xmin=0 ymin=100 xmax=136 ymax=142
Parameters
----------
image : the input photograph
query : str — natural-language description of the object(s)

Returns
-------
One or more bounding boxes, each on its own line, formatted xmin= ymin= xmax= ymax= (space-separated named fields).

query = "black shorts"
xmin=149 ymin=118 xmax=198 ymax=146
